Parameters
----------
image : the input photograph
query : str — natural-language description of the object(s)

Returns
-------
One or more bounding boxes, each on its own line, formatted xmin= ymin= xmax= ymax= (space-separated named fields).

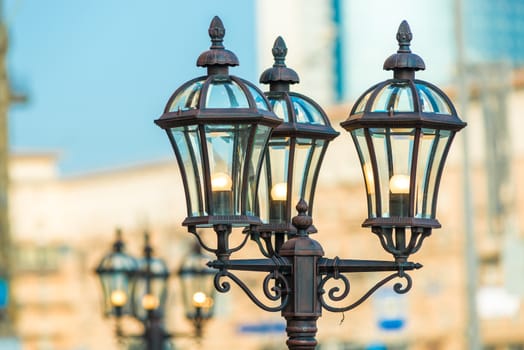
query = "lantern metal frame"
xmin=95 ymin=231 xmax=216 ymax=350
xmin=156 ymin=17 xmax=465 ymax=350
xmin=251 ymin=36 xmax=339 ymax=258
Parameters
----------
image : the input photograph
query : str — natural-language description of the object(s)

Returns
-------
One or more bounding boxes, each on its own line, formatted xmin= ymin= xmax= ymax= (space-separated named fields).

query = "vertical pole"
xmin=454 ymin=0 xmax=481 ymax=348
xmin=280 ymin=200 xmax=324 ymax=350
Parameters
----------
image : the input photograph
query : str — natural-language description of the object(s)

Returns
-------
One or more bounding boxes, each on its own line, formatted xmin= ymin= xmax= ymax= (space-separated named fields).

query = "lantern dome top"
xmin=383 ymin=20 xmax=425 ymax=78
xmin=260 ymin=37 xmax=338 ymax=140
xmin=259 ymin=36 xmax=300 ymax=87
xmin=95 ymin=230 xmax=137 ymax=274
xmin=197 ymin=16 xmax=239 ymax=70
xmin=342 ymin=21 xmax=465 ymax=132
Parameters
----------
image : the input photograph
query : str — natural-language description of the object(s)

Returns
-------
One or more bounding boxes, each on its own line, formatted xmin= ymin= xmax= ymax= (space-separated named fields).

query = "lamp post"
xmin=155 ymin=17 xmax=465 ymax=350
xmin=95 ymin=230 xmax=216 ymax=350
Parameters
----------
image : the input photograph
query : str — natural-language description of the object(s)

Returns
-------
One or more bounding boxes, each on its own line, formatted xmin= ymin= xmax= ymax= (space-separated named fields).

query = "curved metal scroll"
xmin=189 ymin=229 xmax=251 ymax=256
xmin=319 ymin=270 xmax=413 ymax=313
xmin=213 ymin=269 xmax=290 ymax=312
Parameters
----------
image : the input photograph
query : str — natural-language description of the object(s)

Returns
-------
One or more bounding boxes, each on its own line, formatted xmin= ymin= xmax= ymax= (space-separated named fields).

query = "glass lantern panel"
xmin=353 ymin=88 xmax=374 ymax=114
xmin=99 ymin=271 xmax=133 ymax=316
xmin=416 ymin=83 xmax=452 ymax=115
xmin=292 ymin=138 xmax=325 ymax=216
xmin=205 ymin=80 xmax=249 ymax=108
xmin=351 ymin=129 xmax=377 ymax=218
xmin=415 ymin=129 xmax=452 ymax=218
xmin=179 ymin=252 xmax=215 ymax=321
xmin=131 ymin=258 xmax=169 ymax=321
xmin=245 ymin=125 xmax=273 ymax=217
xmin=388 ymin=128 xmax=415 ymax=217
xmin=260 ymin=137 xmax=290 ymax=224
xmin=291 ymin=96 xmax=326 ymax=125
xmin=168 ymin=80 xmax=203 ymax=112
xmin=369 ymin=128 xmax=390 ymax=217
xmin=247 ymin=85 xmax=270 ymax=111
xmin=170 ymin=125 xmax=206 ymax=217
xmin=270 ymin=98 xmax=290 ymax=122
xmin=371 ymin=82 xmax=414 ymax=113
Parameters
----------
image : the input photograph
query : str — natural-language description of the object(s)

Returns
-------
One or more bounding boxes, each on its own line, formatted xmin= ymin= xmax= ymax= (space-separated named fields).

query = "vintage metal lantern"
xmin=95 ymin=229 xmax=137 ymax=317
xmin=155 ymin=16 xmax=282 ymax=233
xmin=341 ymin=21 xmax=466 ymax=261
xmin=254 ymin=36 xmax=338 ymax=254
xmin=178 ymin=243 xmax=216 ymax=338
xmin=130 ymin=234 xmax=170 ymax=321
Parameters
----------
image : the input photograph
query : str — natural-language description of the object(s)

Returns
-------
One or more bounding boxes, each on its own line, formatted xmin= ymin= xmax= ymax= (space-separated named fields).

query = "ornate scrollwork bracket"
xmin=208 ymin=256 xmax=291 ymax=312
xmin=317 ymin=257 xmax=422 ymax=313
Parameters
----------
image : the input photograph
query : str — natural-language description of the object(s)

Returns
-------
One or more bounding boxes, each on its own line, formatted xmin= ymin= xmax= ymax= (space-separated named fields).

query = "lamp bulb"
xmin=270 ymin=182 xmax=287 ymax=201
xmin=110 ymin=290 xmax=127 ymax=307
xmin=211 ymin=172 xmax=232 ymax=191
xmin=389 ymin=174 xmax=410 ymax=194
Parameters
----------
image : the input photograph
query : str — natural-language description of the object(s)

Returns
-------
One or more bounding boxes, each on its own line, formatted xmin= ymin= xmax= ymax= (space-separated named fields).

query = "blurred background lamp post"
xmin=155 ymin=17 xmax=465 ymax=350
xmin=95 ymin=230 xmax=216 ymax=350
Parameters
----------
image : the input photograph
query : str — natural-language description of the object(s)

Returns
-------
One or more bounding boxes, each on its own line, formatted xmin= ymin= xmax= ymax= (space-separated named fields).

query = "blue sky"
xmin=4 ymin=0 xmax=257 ymax=175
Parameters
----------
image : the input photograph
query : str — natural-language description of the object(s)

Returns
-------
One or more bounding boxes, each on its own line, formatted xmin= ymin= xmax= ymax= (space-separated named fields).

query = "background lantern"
xmin=341 ymin=21 xmax=466 ymax=261
xmin=130 ymin=234 xmax=170 ymax=321
xmin=95 ymin=229 xmax=137 ymax=317
xmin=178 ymin=243 xmax=216 ymax=338
xmin=154 ymin=16 xmax=282 ymax=232
xmin=254 ymin=36 xmax=339 ymax=254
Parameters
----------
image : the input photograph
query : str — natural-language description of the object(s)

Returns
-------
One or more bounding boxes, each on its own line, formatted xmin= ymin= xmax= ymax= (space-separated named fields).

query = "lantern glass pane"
xmin=131 ymin=258 xmax=169 ymax=321
xmin=168 ymin=80 xmax=203 ymax=112
xmin=416 ymin=83 xmax=451 ymax=115
xmin=270 ymin=99 xmax=290 ymax=122
xmin=416 ymin=129 xmax=451 ymax=218
xmin=262 ymin=137 xmax=290 ymax=224
xmin=291 ymin=96 xmax=325 ymax=125
xmin=353 ymin=88 xmax=374 ymax=114
xmin=351 ymin=129 xmax=376 ymax=218
xmin=372 ymin=82 xmax=414 ymax=113
xmin=179 ymin=253 xmax=215 ymax=321
xmin=293 ymin=138 xmax=325 ymax=215
xmin=246 ymin=125 xmax=272 ymax=217
xmin=247 ymin=85 xmax=270 ymax=111
xmin=369 ymin=128 xmax=391 ymax=217
xmin=205 ymin=81 xmax=249 ymax=108
xmin=170 ymin=125 xmax=206 ymax=217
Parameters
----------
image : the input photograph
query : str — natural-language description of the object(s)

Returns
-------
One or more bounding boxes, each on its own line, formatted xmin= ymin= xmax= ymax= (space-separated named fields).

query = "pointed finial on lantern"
xmin=260 ymin=36 xmax=299 ymax=91
xmin=383 ymin=20 xmax=425 ymax=79
xmin=197 ymin=16 xmax=239 ymax=74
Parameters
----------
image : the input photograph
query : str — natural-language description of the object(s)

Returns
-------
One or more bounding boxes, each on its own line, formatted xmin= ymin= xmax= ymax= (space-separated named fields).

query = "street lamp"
xmin=95 ymin=231 xmax=216 ymax=350
xmin=155 ymin=17 xmax=465 ymax=350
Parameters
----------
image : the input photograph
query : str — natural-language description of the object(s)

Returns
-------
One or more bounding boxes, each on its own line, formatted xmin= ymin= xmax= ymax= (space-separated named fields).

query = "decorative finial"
xmin=143 ymin=231 xmax=153 ymax=258
xmin=260 ymin=36 xmax=299 ymax=90
xmin=208 ymin=16 xmax=226 ymax=49
xmin=272 ymin=36 xmax=288 ymax=67
xmin=383 ymin=20 xmax=425 ymax=79
xmin=113 ymin=228 xmax=124 ymax=252
xmin=396 ymin=20 xmax=413 ymax=53
xmin=197 ymin=16 xmax=239 ymax=73
xmin=291 ymin=199 xmax=313 ymax=236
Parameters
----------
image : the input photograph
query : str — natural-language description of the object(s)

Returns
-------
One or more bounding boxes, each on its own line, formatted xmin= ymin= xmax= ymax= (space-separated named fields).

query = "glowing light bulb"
xmin=389 ymin=174 xmax=410 ymax=194
xmin=192 ymin=291 xmax=207 ymax=307
xmin=211 ymin=172 xmax=232 ymax=191
xmin=110 ymin=290 xmax=127 ymax=307
xmin=270 ymin=182 xmax=287 ymax=201
xmin=142 ymin=294 xmax=159 ymax=310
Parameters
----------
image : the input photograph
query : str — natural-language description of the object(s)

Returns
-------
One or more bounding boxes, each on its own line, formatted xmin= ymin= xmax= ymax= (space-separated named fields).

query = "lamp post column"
xmin=280 ymin=200 xmax=323 ymax=350
xmin=144 ymin=312 xmax=165 ymax=350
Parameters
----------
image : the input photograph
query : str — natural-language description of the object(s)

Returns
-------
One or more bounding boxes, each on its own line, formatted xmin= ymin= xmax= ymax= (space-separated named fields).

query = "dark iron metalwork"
xmin=156 ymin=17 xmax=465 ymax=350
xmin=252 ymin=36 xmax=339 ymax=255
xmin=341 ymin=20 xmax=466 ymax=261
